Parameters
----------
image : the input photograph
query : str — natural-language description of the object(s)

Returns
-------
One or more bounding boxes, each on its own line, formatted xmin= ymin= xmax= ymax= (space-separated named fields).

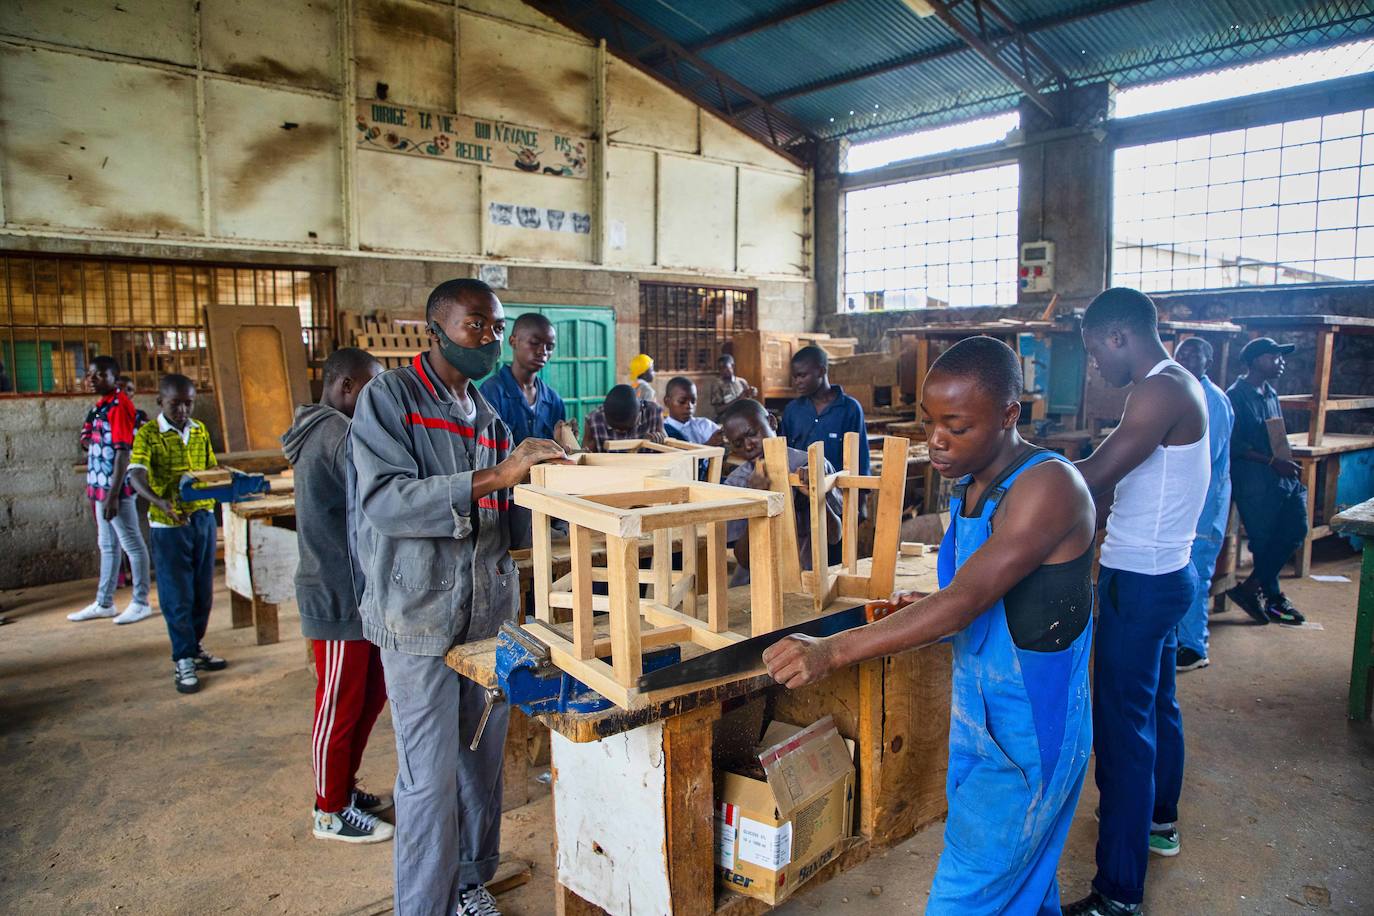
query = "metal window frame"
xmin=0 ymin=251 xmax=336 ymax=397
xmin=638 ymin=281 xmax=758 ymax=374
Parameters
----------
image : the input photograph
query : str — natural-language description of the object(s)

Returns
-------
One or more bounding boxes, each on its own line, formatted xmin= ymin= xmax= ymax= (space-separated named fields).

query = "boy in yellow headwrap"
xmin=628 ymin=353 xmax=656 ymax=403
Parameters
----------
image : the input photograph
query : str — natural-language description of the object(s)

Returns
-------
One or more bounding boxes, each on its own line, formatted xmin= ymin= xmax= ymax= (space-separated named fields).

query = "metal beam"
xmin=685 ymin=0 xmax=848 ymax=53
xmin=746 ymin=0 xmax=1153 ymax=109
xmin=524 ymin=0 xmax=815 ymax=164
xmin=921 ymin=0 xmax=1071 ymax=115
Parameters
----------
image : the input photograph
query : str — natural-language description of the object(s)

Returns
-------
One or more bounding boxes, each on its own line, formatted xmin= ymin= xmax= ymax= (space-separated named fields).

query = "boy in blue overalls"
xmin=764 ymin=337 xmax=1097 ymax=914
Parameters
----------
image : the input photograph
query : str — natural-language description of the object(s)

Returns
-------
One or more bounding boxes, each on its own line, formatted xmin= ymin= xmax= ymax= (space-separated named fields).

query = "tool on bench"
xmin=469 ymin=622 xmax=683 ymax=749
xmin=177 ymin=467 xmax=271 ymax=504
xmin=635 ymin=599 xmax=905 ymax=693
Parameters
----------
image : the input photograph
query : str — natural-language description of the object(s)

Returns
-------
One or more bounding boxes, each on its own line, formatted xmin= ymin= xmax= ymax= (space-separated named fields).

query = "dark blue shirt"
xmin=780 ymin=384 xmax=871 ymax=476
xmin=479 ymin=365 xmax=566 ymax=446
xmin=1226 ymin=376 xmax=1300 ymax=495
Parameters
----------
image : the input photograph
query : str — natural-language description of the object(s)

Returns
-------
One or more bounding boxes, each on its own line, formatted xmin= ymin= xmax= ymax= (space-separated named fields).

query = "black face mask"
xmin=429 ymin=321 xmax=501 ymax=380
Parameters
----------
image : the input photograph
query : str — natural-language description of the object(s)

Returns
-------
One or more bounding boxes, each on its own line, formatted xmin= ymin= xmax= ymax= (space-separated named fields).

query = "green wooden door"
xmin=499 ymin=305 xmax=616 ymax=427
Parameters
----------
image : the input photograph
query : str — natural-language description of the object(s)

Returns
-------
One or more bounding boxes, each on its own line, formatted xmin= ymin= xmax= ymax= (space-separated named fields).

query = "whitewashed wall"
xmin=0 ymin=0 xmax=811 ymax=280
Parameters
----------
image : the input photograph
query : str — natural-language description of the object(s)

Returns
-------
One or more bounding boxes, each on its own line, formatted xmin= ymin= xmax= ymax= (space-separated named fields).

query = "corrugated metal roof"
xmin=537 ymin=0 xmax=1374 ymax=150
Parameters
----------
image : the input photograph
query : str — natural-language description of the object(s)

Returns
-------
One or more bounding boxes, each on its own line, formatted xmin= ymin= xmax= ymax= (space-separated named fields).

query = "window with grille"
xmin=843 ymin=163 xmax=1020 ymax=311
xmin=0 ymin=254 xmax=335 ymax=396
xmin=639 ymin=283 xmax=757 ymax=373
xmin=1112 ymin=107 xmax=1374 ymax=292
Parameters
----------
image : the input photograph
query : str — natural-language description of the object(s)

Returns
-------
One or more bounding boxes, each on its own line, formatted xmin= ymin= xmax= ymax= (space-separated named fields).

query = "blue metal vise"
xmin=471 ymin=623 xmax=682 ymax=749
xmin=494 ymin=621 xmax=681 ymax=717
xmin=178 ymin=469 xmax=270 ymax=504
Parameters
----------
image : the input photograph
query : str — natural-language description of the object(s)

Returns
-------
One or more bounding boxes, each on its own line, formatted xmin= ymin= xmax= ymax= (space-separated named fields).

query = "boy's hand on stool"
xmin=764 ymin=634 xmax=837 ymax=689
xmin=503 ymin=438 xmax=571 ymax=484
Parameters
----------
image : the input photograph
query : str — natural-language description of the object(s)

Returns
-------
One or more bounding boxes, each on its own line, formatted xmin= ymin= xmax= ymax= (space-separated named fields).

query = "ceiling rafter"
xmin=641 ymin=0 xmax=849 ymax=67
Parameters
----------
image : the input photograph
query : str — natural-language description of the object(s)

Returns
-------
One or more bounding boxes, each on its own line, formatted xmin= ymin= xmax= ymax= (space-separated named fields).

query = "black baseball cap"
xmin=1240 ymin=337 xmax=1296 ymax=363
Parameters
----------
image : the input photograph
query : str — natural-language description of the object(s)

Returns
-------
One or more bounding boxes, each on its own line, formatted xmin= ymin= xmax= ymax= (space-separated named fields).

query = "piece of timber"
xmin=636 ymin=603 xmax=869 ymax=692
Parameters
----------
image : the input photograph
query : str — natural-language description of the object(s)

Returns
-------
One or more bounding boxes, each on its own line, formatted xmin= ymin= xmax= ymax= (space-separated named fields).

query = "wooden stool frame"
xmin=606 ymin=437 xmax=726 ymax=483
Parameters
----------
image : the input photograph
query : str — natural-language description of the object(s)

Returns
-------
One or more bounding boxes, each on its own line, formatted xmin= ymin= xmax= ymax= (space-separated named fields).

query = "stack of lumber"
xmin=338 ymin=311 xmax=427 ymax=368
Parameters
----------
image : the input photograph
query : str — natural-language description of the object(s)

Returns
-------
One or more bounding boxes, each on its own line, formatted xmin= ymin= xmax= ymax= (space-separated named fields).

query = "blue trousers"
xmin=1232 ymin=481 xmax=1307 ymax=597
xmin=150 ymin=510 xmax=217 ymax=661
xmin=1092 ymin=565 xmax=1197 ymax=906
xmin=1176 ymin=534 xmax=1224 ymax=657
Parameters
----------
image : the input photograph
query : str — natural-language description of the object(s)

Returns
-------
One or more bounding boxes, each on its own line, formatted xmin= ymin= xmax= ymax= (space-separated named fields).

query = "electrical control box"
xmin=1019 ymin=240 xmax=1055 ymax=293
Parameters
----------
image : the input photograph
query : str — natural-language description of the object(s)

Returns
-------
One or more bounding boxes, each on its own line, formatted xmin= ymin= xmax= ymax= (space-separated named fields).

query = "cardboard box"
xmin=714 ymin=716 xmax=856 ymax=905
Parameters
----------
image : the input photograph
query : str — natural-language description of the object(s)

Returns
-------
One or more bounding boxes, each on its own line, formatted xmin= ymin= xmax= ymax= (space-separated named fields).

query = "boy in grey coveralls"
xmin=350 ymin=279 xmax=565 ymax=916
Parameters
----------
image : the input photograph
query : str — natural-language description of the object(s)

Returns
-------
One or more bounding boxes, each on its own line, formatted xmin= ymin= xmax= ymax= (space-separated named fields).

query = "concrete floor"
xmin=1 ymin=547 xmax=1371 ymax=915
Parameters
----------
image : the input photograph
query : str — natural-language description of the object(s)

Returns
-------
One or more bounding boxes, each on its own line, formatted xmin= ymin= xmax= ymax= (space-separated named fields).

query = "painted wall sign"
xmin=489 ymin=202 xmax=591 ymax=234
xmin=356 ymin=101 xmax=589 ymax=179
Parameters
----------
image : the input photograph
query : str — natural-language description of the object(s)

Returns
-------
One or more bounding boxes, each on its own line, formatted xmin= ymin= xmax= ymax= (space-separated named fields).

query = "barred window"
xmin=844 ymin=163 xmax=1020 ymax=311
xmin=0 ymin=254 xmax=335 ymax=395
xmin=1112 ymin=107 xmax=1374 ymax=292
xmin=639 ymin=283 xmax=757 ymax=373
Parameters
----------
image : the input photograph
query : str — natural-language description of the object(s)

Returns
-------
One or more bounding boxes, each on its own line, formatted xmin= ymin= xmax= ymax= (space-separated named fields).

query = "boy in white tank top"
xmin=1064 ymin=289 xmax=1211 ymax=916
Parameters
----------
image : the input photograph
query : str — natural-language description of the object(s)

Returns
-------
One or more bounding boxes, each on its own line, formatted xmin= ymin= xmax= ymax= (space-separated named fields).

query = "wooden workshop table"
xmin=223 ymin=493 xmax=298 ymax=645
xmin=1331 ymin=498 xmax=1374 ymax=721
xmin=1288 ymin=433 xmax=1374 ymax=577
xmin=449 ymin=555 xmax=951 ymax=916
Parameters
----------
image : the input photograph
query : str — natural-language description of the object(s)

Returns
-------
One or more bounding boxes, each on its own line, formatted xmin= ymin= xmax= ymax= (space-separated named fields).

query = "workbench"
xmin=449 ymin=555 xmax=951 ymax=915
xmin=223 ymin=493 xmax=298 ymax=645
xmin=1287 ymin=433 xmax=1374 ymax=577
xmin=1331 ymin=497 xmax=1374 ymax=722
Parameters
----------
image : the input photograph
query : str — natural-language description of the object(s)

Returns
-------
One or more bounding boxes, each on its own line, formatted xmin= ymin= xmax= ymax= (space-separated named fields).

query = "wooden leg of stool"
xmin=230 ymin=591 xmax=253 ymax=629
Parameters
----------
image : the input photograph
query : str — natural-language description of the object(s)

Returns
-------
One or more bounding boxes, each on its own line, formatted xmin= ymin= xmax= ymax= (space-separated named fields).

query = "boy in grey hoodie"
xmin=281 ymin=347 xmax=393 ymax=845
xmin=350 ymin=280 xmax=565 ymax=916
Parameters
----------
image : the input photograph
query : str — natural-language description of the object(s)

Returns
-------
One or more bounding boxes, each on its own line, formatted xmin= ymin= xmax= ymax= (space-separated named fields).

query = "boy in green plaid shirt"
xmin=128 ymin=374 xmax=229 ymax=694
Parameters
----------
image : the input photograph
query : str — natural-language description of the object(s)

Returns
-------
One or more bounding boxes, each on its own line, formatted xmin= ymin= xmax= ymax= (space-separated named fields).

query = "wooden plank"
xmin=663 ymin=704 xmax=718 ymax=916
xmin=748 ymin=514 xmax=785 ymax=634
xmin=1279 ymin=396 xmax=1374 ymax=412
xmin=868 ymin=436 xmax=910 ymax=599
xmin=581 ymin=487 xmax=692 ymax=509
xmin=808 ymin=441 xmax=831 ymax=614
xmin=682 ymin=524 xmax=700 ymax=617
xmin=635 ymin=497 xmax=773 ymax=532
xmin=570 ymin=524 xmax=595 ymax=660
xmin=204 ymin=304 xmax=312 ymax=453
xmin=1297 ymin=458 xmax=1320 ymax=576
xmin=763 ymin=437 xmax=803 ymax=593
xmin=842 ymin=433 xmax=860 ymax=573
xmin=1310 ymin=328 xmax=1335 ymax=447
xmin=534 ymin=511 xmax=553 ymax=623
xmin=525 ymin=622 xmax=632 ymax=709
xmin=607 ymin=535 xmax=643 ymax=687
xmin=230 ymin=591 xmax=253 ymax=630
xmin=515 ymin=485 xmax=639 ymax=539
xmin=653 ymin=529 xmax=673 ymax=606
xmin=639 ymin=602 xmax=745 ymax=650
xmin=706 ymin=521 xmax=729 ymax=632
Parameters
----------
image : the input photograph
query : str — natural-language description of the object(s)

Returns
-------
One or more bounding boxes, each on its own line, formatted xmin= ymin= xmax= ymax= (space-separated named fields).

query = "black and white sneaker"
xmin=1176 ymin=648 xmax=1209 ymax=672
xmin=1226 ymin=585 xmax=1269 ymax=624
xmin=1062 ymin=891 xmax=1141 ymax=915
xmin=352 ymin=787 xmax=394 ymax=815
xmin=174 ymin=658 xmax=200 ymax=694
xmin=457 ymin=885 xmax=501 ymax=916
xmin=193 ymin=649 xmax=228 ymax=671
xmin=312 ymin=805 xmax=394 ymax=844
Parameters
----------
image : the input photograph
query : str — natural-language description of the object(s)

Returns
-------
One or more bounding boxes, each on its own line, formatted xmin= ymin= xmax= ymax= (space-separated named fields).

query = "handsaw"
xmin=635 ymin=600 xmax=901 ymax=692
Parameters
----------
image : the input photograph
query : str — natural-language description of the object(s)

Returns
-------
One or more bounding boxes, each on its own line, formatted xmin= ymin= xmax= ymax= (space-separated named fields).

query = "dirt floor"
xmin=1 ymin=545 xmax=1371 ymax=915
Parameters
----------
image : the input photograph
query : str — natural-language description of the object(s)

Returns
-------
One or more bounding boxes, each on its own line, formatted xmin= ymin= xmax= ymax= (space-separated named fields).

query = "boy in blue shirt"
xmin=780 ymin=345 xmax=870 ymax=476
xmin=479 ymin=313 xmax=570 ymax=446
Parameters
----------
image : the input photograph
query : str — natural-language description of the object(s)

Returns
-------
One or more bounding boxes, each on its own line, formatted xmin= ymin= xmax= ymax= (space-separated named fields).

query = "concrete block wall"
xmin=1 ymin=397 xmax=102 ymax=589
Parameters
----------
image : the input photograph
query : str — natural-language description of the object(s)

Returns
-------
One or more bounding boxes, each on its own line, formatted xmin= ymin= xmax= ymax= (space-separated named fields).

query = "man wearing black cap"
xmin=1225 ymin=337 xmax=1307 ymax=626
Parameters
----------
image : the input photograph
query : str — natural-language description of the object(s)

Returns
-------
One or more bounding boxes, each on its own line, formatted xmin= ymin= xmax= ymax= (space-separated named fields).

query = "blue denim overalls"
xmin=927 ymin=450 xmax=1094 ymax=914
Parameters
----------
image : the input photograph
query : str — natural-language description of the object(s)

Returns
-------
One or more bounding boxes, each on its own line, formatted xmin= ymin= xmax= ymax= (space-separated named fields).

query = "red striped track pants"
xmin=312 ymin=639 xmax=388 ymax=813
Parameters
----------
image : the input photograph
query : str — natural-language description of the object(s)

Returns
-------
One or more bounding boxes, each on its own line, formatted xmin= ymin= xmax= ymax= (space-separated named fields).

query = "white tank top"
xmin=1100 ymin=359 xmax=1211 ymax=576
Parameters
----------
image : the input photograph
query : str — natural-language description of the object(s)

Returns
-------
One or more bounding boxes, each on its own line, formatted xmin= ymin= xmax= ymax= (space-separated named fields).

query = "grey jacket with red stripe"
xmin=349 ymin=353 xmax=527 ymax=656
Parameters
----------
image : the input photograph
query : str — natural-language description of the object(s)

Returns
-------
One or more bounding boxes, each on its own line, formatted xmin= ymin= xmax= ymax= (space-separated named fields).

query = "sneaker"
xmin=312 ymin=805 xmax=394 ymax=844
xmin=1149 ymin=824 xmax=1180 ymax=857
xmin=1063 ymin=891 xmax=1141 ymax=915
xmin=457 ymin=885 xmax=501 ymax=916
xmin=113 ymin=601 xmax=154 ymax=625
xmin=352 ymin=787 xmax=394 ymax=815
xmin=193 ymin=649 xmax=227 ymax=671
xmin=1176 ymin=648 xmax=1209 ymax=672
xmin=68 ymin=602 xmax=117 ymax=622
xmin=1226 ymin=585 xmax=1268 ymax=624
xmin=174 ymin=658 xmax=200 ymax=694
xmin=1265 ymin=594 xmax=1305 ymax=626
